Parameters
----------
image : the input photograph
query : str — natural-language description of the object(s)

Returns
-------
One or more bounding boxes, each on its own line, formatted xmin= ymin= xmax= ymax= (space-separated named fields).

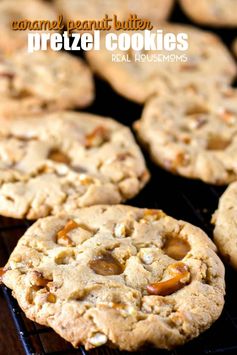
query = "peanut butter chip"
xmin=163 ymin=236 xmax=191 ymax=260
xmin=147 ymin=262 xmax=190 ymax=296
xmin=56 ymin=220 xmax=79 ymax=246
xmin=48 ymin=149 xmax=71 ymax=164
xmin=89 ymin=253 xmax=123 ymax=276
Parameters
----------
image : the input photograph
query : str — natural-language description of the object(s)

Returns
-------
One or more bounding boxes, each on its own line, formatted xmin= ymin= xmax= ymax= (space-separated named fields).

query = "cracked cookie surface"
xmin=0 ymin=112 xmax=149 ymax=219
xmin=180 ymin=0 xmax=237 ymax=27
xmin=55 ymin=0 xmax=174 ymax=24
xmin=86 ymin=24 xmax=236 ymax=103
xmin=0 ymin=49 xmax=94 ymax=115
xmin=134 ymin=83 xmax=237 ymax=184
xmin=212 ymin=182 xmax=237 ymax=270
xmin=1 ymin=205 xmax=225 ymax=351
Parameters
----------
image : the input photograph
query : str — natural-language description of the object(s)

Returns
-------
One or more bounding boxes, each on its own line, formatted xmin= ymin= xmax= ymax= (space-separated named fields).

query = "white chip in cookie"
xmin=0 ymin=112 xmax=149 ymax=219
xmin=1 ymin=205 xmax=225 ymax=351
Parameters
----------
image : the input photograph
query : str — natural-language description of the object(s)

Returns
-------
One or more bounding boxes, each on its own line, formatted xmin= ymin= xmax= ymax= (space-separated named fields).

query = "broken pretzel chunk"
xmin=29 ymin=271 xmax=51 ymax=287
xmin=147 ymin=262 xmax=190 ymax=296
xmin=85 ymin=126 xmax=109 ymax=148
xmin=140 ymin=209 xmax=166 ymax=224
xmin=89 ymin=252 xmax=123 ymax=276
xmin=48 ymin=149 xmax=71 ymax=164
xmin=56 ymin=220 xmax=79 ymax=246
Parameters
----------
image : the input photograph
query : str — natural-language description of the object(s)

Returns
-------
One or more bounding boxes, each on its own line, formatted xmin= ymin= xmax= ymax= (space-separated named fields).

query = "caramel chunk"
xmin=56 ymin=220 xmax=79 ymax=247
xmin=47 ymin=293 xmax=56 ymax=303
xmin=48 ymin=149 xmax=71 ymax=164
xmin=147 ymin=262 xmax=190 ymax=296
xmin=207 ymin=135 xmax=230 ymax=150
xmin=85 ymin=126 xmax=109 ymax=148
xmin=89 ymin=253 xmax=123 ymax=276
xmin=163 ymin=236 xmax=190 ymax=260
xmin=79 ymin=175 xmax=94 ymax=185
xmin=174 ymin=152 xmax=190 ymax=167
xmin=0 ymin=267 xmax=6 ymax=284
xmin=186 ymin=105 xmax=209 ymax=116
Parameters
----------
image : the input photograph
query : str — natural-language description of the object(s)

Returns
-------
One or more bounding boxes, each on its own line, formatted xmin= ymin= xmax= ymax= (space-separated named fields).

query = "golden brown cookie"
xmin=86 ymin=24 xmax=236 ymax=103
xmin=0 ymin=0 xmax=57 ymax=54
xmin=55 ymin=0 xmax=174 ymax=23
xmin=0 ymin=112 xmax=149 ymax=219
xmin=1 ymin=205 xmax=225 ymax=351
xmin=0 ymin=50 xmax=94 ymax=113
xmin=180 ymin=0 xmax=237 ymax=27
xmin=134 ymin=83 xmax=237 ymax=184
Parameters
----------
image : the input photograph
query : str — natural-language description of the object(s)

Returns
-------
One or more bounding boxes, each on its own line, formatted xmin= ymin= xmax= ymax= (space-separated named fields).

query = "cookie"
xmin=86 ymin=24 xmax=236 ymax=103
xmin=212 ymin=182 xmax=237 ymax=269
xmin=55 ymin=0 xmax=174 ymax=24
xmin=0 ymin=112 xmax=149 ymax=219
xmin=0 ymin=50 xmax=94 ymax=113
xmin=1 ymin=205 xmax=225 ymax=351
xmin=55 ymin=0 xmax=125 ymax=22
xmin=0 ymin=0 xmax=57 ymax=54
xmin=134 ymin=83 xmax=237 ymax=184
xmin=0 ymin=97 xmax=49 ymax=118
xmin=126 ymin=0 xmax=174 ymax=23
xmin=180 ymin=0 xmax=237 ymax=27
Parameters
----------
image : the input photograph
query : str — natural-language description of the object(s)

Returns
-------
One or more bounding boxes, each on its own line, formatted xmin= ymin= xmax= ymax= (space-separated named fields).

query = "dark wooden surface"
xmin=0 ymin=289 xmax=25 ymax=355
